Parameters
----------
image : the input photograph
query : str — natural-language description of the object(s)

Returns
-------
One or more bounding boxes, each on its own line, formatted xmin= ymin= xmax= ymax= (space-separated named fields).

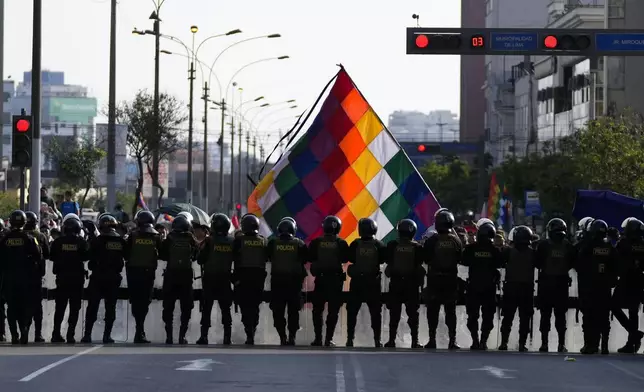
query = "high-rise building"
xmin=388 ymin=110 xmax=459 ymax=142
xmin=459 ymin=0 xmax=486 ymax=143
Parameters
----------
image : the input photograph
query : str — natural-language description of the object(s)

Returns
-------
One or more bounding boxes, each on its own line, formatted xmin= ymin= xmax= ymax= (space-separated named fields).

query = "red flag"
xmin=231 ymin=215 xmax=240 ymax=230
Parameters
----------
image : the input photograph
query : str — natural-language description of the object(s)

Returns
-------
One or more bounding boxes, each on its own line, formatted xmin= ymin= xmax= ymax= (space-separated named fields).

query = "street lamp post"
xmin=186 ymin=25 xmax=198 ymax=203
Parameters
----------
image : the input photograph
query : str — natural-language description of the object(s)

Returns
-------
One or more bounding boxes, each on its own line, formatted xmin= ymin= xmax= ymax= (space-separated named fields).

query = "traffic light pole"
xmin=28 ymin=0 xmax=42 ymax=217
xmin=106 ymin=0 xmax=117 ymax=212
xmin=19 ymin=168 xmax=25 ymax=210
xmin=0 ymin=0 xmax=4 ymax=162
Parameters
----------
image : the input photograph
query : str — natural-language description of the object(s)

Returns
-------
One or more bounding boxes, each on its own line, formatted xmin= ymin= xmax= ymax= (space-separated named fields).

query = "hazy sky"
xmin=4 ymin=0 xmax=461 ymax=142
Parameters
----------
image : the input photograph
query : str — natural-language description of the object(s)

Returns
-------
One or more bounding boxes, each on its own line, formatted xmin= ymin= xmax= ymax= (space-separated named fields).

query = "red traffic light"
xmin=417 ymin=144 xmax=426 ymax=152
xmin=16 ymin=119 xmax=30 ymax=132
xmin=544 ymin=35 xmax=558 ymax=49
xmin=415 ymin=34 xmax=429 ymax=48
xmin=235 ymin=203 xmax=242 ymax=210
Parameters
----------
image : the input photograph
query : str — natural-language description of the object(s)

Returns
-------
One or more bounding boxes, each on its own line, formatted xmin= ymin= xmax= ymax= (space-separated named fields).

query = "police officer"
xmin=124 ymin=210 xmax=162 ymax=343
xmin=346 ymin=218 xmax=385 ymax=347
xmin=384 ymin=219 xmax=424 ymax=348
xmin=0 ymin=218 xmax=7 ymax=342
xmin=232 ymin=214 xmax=269 ymax=345
xmin=423 ymin=209 xmax=463 ymax=349
xmin=498 ymin=225 xmax=536 ymax=352
xmin=577 ymin=219 xmax=617 ymax=354
xmin=24 ymin=211 xmax=49 ymax=343
xmin=612 ymin=217 xmax=644 ymax=353
xmin=535 ymin=218 xmax=575 ymax=353
xmin=196 ymin=213 xmax=235 ymax=345
xmin=461 ymin=222 xmax=502 ymax=350
xmin=81 ymin=214 xmax=125 ymax=344
xmin=0 ymin=211 xmax=42 ymax=344
xmin=160 ymin=216 xmax=198 ymax=344
xmin=267 ymin=217 xmax=307 ymax=345
xmin=309 ymin=216 xmax=349 ymax=346
xmin=50 ymin=218 xmax=90 ymax=343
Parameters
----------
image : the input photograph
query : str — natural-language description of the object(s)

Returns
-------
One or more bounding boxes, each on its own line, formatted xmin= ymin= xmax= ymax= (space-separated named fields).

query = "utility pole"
xmin=186 ymin=61 xmax=195 ymax=203
xmin=202 ymin=82 xmax=209 ymax=213
xmin=245 ymin=132 xmax=251 ymax=199
xmin=28 ymin=0 xmax=42 ymax=217
xmin=106 ymin=0 xmax=117 ymax=212
xmin=151 ymin=11 xmax=161 ymax=209
xmin=229 ymin=117 xmax=235 ymax=209
xmin=0 ymin=0 xmax=4 ymax=162
xmin=251 ymin=136 xmax=257 ymax=180
xmin=218 ymin=99 xmax=225 ymax=210
xmin=237 ymin=123 xmax=242 ymax=207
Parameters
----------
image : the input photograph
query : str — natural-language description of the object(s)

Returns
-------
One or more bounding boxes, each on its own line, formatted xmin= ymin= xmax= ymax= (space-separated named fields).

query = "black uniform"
xmin=346 ymin=237 xmax=386 ymax=347
xmin=462 ymin=241 xmax=502 ymax=350
xmin=535 ymin=238 xmax=575 ymax=352
xmin=423 ymin=232 xmax=463 ymax=348
xmin=25 ymin=228 xmax=49 ymax=342
xmin=124 ymin=227 xmax=162 ymax=343
xmin=384 ymin=238 xmax=424 ymax=348
xmin=82 ymin=231 xmax=125 ymax=343
xmin=160 ymin=230 xmax=199 ymax=344
xmin=0 ymin=226 xmax=6 ymax=342
xmin=499 ymin=244 xmax=537 ymax=351
xmin=309 ymin=234 xmax=349 ymax=346
xmin=0 ymin=229 xmax=41 ymax=344
xmin=267 ymin=235 xmax=307 ymax=345
xmin=50 ymin=234 xmax=90 ymax=343
xmin=197 ymin=234 xmax=235 ymax=344
xmin=232 ymin=233 xmax=269 ymax=344
xmin=612 ymin=236 xmax=644 ymax=353
xmin=577 ymin=236 xmax=617 ymax=354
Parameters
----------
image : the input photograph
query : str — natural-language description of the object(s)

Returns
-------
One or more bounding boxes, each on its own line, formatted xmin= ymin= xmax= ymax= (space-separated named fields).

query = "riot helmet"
xmin=9 ymin=210 xmax=27 ymax=230
xmin=63 ymin=218 xmax=83 ymax=236
xmin=322 ymin=215 xmax=341 ymax=235
xmin=435 ymin=210 xmax=455 ymax=233
xmin=25 ymin=211 xmax=39 ymax=230
xmin=589 ymin=219 xmax=608 ymax=239
xmin=240 ymin=213 xmax=260 ymax=235
xmin=62 ymin=213 xmax=81 ymax=224
xmin=210 ymin=213 xmax=231 ymax=236
xmin=547 ymin=218 xmax=567 ymax=241
xmin=98 ymin=214 xmax=118 ymax=233
xmin=578 ymin=217 xmax=594 ymax=232
xmin=358 ymin=218 xmax=377 ymax=239
xmin=277 ymin=218 xmax=297 ymax=237
xmin=135 ymin=210 xmax=155 ymax=227
xmin=622 ymin=217 xmax=643 ymax=239
xmin=476 ymin=218 xmax=495 ymax=229
xmin=513 ymin=225 xmax=533 ymax=245
xmin=477 ymin=222 xmax=496 ymax=242
xmin=172 ymin=215 xmax=192 ymax=232
xmin=176 ymin=211 xmax=195 ymax=223
xmin=397 ymin=219 xmax=417 ymax=240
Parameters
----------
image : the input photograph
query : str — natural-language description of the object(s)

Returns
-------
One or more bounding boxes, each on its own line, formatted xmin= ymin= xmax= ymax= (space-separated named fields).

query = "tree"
xmin=419 ymin=158 xmax=478 ymax=215
xmin=46 ymin=135 xmax=106 ymax=208
xmin=113 ymin=90 xmax=187 ymax=214
xmin=0 ymin=192 xmax=19 ymax=218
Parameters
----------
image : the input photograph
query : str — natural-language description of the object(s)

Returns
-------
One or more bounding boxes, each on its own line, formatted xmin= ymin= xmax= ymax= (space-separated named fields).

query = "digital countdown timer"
xmin=471 ymin=34 xmax=485 ymax=48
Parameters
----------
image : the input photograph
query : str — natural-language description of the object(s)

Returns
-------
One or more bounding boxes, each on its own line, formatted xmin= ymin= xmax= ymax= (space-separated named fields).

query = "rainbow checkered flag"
xmin=247 ymin=67 xmax=441 ymax=243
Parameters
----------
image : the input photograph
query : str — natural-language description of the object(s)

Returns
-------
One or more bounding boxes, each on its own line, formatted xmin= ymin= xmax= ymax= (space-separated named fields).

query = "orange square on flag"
xmin=336 ymin=206 xmax=358 ymax=238
xmin=333 ymin=167 xmax=364 ymax=204
xmin=339 ymin=127 xmax=366 ymax=164
xmin=341 ymin=89 xmax=369 ymax=124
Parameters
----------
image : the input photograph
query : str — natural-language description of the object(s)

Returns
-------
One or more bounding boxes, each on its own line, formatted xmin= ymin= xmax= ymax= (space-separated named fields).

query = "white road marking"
xmin=350 ymin=354 xmax=367 ymax=392
xmin=19 ymin=345 xmax=103 ymax=382
xmin=175 ymin=358 xmax=224 ymax=371
xmin=602 ymin=360 xmax=644 ymax=382
xmin=470 ymin=366 xmax=516 ymax=379
xmin=336 ymin=356 xmax=346 ymax=392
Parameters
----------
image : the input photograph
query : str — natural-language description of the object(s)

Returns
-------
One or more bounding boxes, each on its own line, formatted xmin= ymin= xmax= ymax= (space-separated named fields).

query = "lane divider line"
xmin=336 ymin=356 xmax=346 ymax=392
xmin=19 ymin=345 xmax=103 ymax=382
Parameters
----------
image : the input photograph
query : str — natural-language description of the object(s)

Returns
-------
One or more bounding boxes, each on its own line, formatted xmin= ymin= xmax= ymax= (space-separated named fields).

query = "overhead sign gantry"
xmin=406 ymin=28 xmax=644 ymax=56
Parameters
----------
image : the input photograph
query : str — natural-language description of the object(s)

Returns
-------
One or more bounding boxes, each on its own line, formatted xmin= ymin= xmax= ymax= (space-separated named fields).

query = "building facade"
xmin=388 ymin=110 xmax=459 ymax=142
xmin=459 ymin=0 xmax=486 ymax=143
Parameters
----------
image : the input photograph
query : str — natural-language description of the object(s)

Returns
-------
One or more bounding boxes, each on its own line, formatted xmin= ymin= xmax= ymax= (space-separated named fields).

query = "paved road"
xmin=0 ymin=345 xmax=643 ymax=392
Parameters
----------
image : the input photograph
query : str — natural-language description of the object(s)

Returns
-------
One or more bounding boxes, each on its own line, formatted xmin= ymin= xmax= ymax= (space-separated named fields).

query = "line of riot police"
xmin=0 ymin=208 xmax=642 ymax=355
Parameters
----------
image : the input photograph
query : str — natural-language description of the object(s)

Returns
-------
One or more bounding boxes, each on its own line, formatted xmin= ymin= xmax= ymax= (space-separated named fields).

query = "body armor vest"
xmin=392 ymin=240 xmax=416 ymax=275
xmin=316 ymin=236 xmax=341 ymax=271
xmin=128 ymin=232 xmax=158 ymax=268
xmin=238 ymin=235 xmax=266 ymax=268
xmin=505 ymin=247 xmax=535 ymax=283
xmin=271 ymin=237 xmax=301 ymax=275
xmin=543 ymin=240 xmax=570 ymax=276
xmin=432 ymin=234 xmax=458 ymax=274
xmin=354 ymin=239 xmax=379 ymax=275
xmin=167 ymin=234 xmax=193 ymax=270
xmin=204 ymin=236 xmax=234 ymax=274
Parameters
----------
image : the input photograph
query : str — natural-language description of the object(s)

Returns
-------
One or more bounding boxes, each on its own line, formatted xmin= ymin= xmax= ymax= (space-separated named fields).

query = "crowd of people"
xmin=0 ymin=206 xmax=642 ymax=355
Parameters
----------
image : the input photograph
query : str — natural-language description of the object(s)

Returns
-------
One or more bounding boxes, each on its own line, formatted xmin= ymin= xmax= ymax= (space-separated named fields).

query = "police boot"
xmin=287 ymin=331 xmax=296 ymax=346
xmin=244 ymin=327 xmax=255 ymax=345
xmin=411 ymin=326 xmax=421 ymax=349
xmin=80 ymin=324 xmax=93 ymax=343
xmin=178 ymin=325 xmax=188 ymax=345
xmin=20 ymin=327 xmax=29 ymax=345
xmin=223 ymin=326 xmax=232 ymax=345
xmin=557 ymin=331 xmax=567 ymax=353
xmin=600 ymin=334 xmax=609 ymax=355
xmin=196 ymin=327 xmax=209 ymax=345
xmin=385 ymin=330 xmax=397 ymax=348
xmin=479 ymin=331 xmax=490 ymax=351
xmin=278 ymin=330 xmax=288 ymax=346
xmin=34 ymin=320 xmax=45 ymax=343
xmin=103 ymin=322 xmax=114 ymax=344
xmin=324 ymin=329 xmax=336 ymax=347
xmin=470 ymin=333 xmax=480 ymax=350
xmin=165 ymin=324 xmax=173 ymax=345
xmin=51 ymin=326 xmax=65 ymax=343
xmin=424 ymin=331 xmax=437 ymax=349
xmin=518 ymin=332 xmax=528 ymax=352
xmin=539 ymin=335 xmax=549 ymax=352
xmin=66 ymin=330 xmax=76 ymax=344
xmin=448 ymin=332 xmax=460 ymax=350
xmin=133 ymin=326 xmax=150 ymax=344
xmin=0 ymin=332 xmax=5 ymax=342
xmin=373 ymin=327 xmax=382 ymax=348
xmin=580 ymin=334 xmax=598 ymax=354
xmin=498 ymin=334 xmax=509 ymax=351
